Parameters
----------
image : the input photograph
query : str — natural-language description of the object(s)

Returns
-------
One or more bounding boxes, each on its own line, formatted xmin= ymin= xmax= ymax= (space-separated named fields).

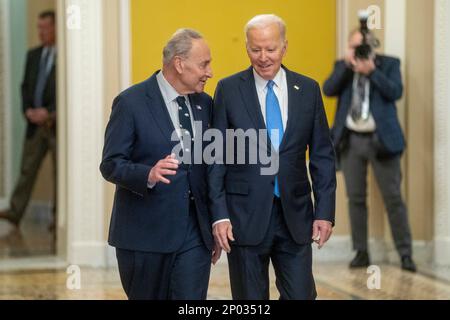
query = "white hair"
xmin=162 ymin=28 xmax=203 ymax=65
xmin=244 ymin=14 xmax=286 ymax=42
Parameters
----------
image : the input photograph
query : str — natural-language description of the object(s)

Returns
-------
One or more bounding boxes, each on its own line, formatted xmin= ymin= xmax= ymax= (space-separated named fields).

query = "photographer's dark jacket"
xmin=323 ymin=54 xmax=405 ymax=160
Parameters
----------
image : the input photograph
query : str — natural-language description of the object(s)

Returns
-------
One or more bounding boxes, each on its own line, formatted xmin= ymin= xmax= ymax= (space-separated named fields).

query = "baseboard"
xmin=73 ymin=237 xmax=446 ymax=269
xmin=107 ymin=244 xmax=118 ymax=268
xmin=20 ymin=199 xmax=445 ymax=268
xmin=434 ymin=237 xmax=450 ymax=265
xmin=313 ymin=235 xmax=434 ymax=265
xmin=68 ymin=241 xmax=109 ymax=267
xmin=0 ymin=256 xmax=67 ymax=272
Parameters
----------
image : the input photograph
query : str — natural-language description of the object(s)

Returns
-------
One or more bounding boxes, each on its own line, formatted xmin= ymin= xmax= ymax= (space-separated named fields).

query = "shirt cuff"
xmin=212 ymin=219 xmax=230 ymax=227
xmin=147 ymin=181 xmax=156 ymax=189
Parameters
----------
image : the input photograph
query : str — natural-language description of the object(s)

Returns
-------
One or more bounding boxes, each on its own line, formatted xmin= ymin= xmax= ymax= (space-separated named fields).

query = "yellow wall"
xmin=131 ymin=0 xmax=336 ymax=120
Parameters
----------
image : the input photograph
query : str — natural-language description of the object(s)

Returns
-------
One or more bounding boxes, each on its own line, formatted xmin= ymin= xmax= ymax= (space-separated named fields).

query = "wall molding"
xmin=0 ymin=0 xmax=12 ymax=206
xmin=63 ymin=0 xmax=106 ymax=266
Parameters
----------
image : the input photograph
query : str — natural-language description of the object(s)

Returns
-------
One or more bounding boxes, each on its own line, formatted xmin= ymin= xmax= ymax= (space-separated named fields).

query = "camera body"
xmin=354 ymin=10 xmax=379 ymax=60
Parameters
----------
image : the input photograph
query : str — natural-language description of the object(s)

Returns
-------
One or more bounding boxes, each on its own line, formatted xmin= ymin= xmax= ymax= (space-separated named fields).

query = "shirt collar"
xmin=156 ymin=70 xmax=186 ymax=105
xmin=253 ymin=67 xmax=284 ymax=91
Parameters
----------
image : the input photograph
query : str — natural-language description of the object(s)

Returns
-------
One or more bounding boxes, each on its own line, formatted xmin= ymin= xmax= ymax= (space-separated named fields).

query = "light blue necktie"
xmin=265 ymin=80 xmax=284 ymax=197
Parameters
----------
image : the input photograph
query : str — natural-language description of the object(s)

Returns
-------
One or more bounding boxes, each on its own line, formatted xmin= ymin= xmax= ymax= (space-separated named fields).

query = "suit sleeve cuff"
xmin=212 ymin=219 xmax=230 ymax=227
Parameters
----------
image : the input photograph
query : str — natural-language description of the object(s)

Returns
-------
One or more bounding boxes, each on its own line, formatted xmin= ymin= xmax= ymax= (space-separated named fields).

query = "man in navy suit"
xmin=0 ymin=11 xmax=56 ymax=229
xmin=209 ymin=15 xmax=336 ymax=300
xmin=100 ymin=29 xmax=219 ymax=299
xmin=323 ymin=29 xmax=416 ymax=272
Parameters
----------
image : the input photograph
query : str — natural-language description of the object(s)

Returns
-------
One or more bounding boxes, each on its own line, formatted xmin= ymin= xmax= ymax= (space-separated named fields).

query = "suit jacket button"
xmin=271 ymin=181 xmax=275 ymax=186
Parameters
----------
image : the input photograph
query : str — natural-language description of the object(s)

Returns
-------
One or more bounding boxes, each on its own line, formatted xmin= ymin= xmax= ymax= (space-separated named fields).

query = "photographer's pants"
xmin=7 ymin=126 xmax=56 ymax=224
xmin=340 ymin=131 xmax=412 ymax=257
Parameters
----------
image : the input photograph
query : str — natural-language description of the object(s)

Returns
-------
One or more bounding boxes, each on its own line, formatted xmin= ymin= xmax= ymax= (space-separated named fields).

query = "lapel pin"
xmin=196 ymin=105 xmax=202 ymax=110
xmin=294 ymin=85 xmax=300 ymax=90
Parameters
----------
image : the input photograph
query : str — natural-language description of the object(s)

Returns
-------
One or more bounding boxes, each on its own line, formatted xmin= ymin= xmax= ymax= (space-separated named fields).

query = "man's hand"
xmin=344 ymin=48 xmax=356 ymax=67
xmin=33 ymin=108 xmax=50 ymax=125
xmin=26 ymin=108 xmax=49 ymax=126
xmin=213 ymin=220 xmax=234 ymax=253
xmin=212 ymin=241 xmax=222 ymax=265
xmin=148 ymin=154 xmax=179 ymax=185
xmin=352 ymin=58 xmax=376 ymax=76
xmin=312 ymin=220 xmax=333 ymax=249
xmin=25 ymin=108 xmax=34 ymax=121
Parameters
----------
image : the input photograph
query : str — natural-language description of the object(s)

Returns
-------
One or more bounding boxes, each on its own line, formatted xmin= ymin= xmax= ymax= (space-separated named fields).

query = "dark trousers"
xmin=227 ymin=198 xmax=316 ymax=300
xmin=8 ymin=126 xmax=56 ymax=224
xmin=115 ymin=202 xmax=211 ymax=300
xmin=340 ymin=132 xmax=412 ymax=257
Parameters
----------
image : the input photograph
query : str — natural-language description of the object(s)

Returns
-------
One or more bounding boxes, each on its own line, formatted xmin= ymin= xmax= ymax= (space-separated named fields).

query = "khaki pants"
xmin=8 ymin=126 xmax=56 ymax=224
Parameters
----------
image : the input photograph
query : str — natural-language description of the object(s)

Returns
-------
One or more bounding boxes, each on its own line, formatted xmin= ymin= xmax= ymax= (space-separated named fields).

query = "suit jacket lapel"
xmin=188 ymin=94 xmax=208 ymax=137
xmin=188 ymin=95 xmax=203 ymax=123
xmin=239 ymin=67 xmax=267 ymax=131
xmin=279 ymin=66 xmax=304 ymax=152
xmin=145 ymin=74 xmax=177 ymax=146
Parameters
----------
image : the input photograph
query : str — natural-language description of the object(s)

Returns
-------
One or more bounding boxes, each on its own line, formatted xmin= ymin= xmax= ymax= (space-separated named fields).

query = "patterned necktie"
xmin=175 ymin=95 xmax=194 ymax=140
xmin=34 ymin=48 xmax=51 ymax=107
xmin=350 ymin=74 xmax=368 ymax=121
xmin=265 ymin=80 xmax=284 ymax=197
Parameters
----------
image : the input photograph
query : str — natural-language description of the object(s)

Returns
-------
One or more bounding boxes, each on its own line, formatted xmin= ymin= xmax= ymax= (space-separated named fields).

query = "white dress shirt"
xmin=345 ymin=73 xmax=376 ymax=132
xmin=147 ymin=71 xmax=195 ymax=188
xmin=253 ymin=67 xmax=289 ymax=130
xmin=156 ymin=71 xmax=195 ymax=139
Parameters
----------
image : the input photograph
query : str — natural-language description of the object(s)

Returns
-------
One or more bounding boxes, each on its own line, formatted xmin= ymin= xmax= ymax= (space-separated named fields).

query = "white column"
xmin=64 ymin=0 xmax=106 ymax=266
xmin=384 ymin=0 xmax=406 ymax=130
xmin=383 ymin=0 xmax=410 ymax=261
xmin=384 ymin=0 xmax=406 ymax=59
xmin=336 ymin=0 xmax=349 ymax=58
xmin=434 ymin=0 xmax=450 ymax=266
xmin=0 ymin=0 xmax=12 ymax=208
xmin=119 ymin=0 xmax=131 ymax=90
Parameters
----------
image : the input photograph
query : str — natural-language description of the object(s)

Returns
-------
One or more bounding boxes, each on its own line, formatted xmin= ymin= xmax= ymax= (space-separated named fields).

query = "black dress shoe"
xmin=401 ymin=256 xmax=417 ymax=272
xmin=349 ymin=250 xmax=370 ymax=268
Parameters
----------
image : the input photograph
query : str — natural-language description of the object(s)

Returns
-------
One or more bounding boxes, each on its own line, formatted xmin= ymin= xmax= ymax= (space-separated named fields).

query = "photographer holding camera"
xmin=323 ymin=12 xmax=416 ymax=272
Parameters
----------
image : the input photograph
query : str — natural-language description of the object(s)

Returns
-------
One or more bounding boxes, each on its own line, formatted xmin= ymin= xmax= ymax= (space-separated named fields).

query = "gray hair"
xmin=244 ymin=14 xmax=286 ymax=42
xmin=162 ymin=28 xmax=203 ymax=65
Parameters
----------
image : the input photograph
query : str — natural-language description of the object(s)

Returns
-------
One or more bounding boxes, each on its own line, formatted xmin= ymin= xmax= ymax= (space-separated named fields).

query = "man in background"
xmin=323 ymin=29 xmax=416 ymax=272
xmin=0 ymin=11 xmax=57 ymax=229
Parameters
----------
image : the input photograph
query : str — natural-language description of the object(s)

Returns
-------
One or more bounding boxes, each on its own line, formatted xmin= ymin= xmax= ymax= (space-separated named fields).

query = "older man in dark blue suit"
xmin=209 ymin=14 xmax=336 ymax=300
xmin=323 ymin=29 xmax=416 ymax=272
xmin=100 ymin=29 xmax=219 ymax=299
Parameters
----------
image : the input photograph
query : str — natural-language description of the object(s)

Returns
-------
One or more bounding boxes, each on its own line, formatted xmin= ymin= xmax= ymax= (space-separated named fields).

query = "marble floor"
xmin=0 ymin=205 xmax=55 ymax=259
xmin=0 ymin=208 xmax=449 ymax=300
xmin=0 ymin=261 xmax=450 ymax=300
